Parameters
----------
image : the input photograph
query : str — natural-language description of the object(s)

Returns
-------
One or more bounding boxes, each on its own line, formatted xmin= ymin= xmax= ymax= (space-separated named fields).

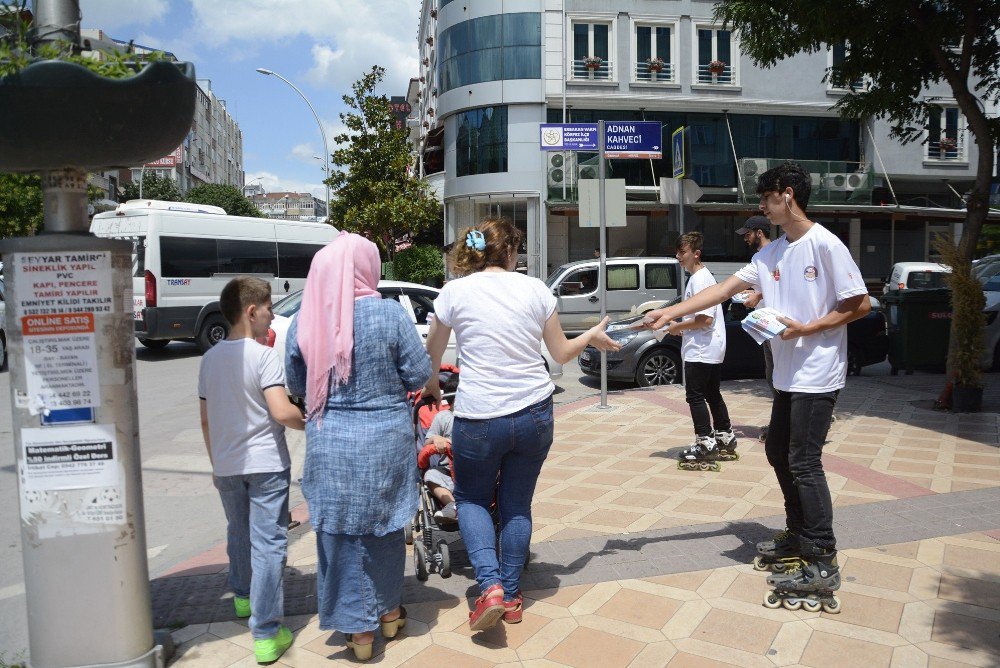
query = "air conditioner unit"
xmin=579 ymin=164 xmax=598 ymax=180
xmin=740 ymin=158 xmax=768 ymax=181
xmin=825 ymin=172 xmax=869 ymax=192
xmin=547 ymin=151 xmax=577 ymax=188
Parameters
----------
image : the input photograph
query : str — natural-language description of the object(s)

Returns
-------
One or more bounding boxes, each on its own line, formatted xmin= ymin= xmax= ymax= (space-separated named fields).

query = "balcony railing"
xmin=635 ymin=61 xmax=675 ymax=83
xmin=927 ymin=137 xmax=965 ymax=161
xmin=696 ymin=63 xmax=735 ymax=84
xmin=572 ymin=58 xmax=613 ymax=81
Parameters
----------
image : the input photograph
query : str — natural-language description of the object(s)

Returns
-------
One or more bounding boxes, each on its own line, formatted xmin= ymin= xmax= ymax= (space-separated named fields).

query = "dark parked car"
xmin=579 ymin=296 xmax=887 ymax=386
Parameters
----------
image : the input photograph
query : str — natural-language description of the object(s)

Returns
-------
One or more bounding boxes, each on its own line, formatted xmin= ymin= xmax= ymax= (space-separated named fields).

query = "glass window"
xmin=607 ymin=265 xmax=639 ymax=290
xmin=572 ymin=22 xmax=612 ymax=79
xmin=560 ymin=268 xmax=598 ymax=295
xmin=160 ymin=236 xmax=217 ymax=278
xmin=635 ymin=25 xmax=673 ymax=81
xmin=697 ymin=28 xmax=734 ymax=84
xmin=273 ymin=290 xmax=303 ymax=317
xmin=217 ymin=239 xmax=277 ymax=275
xmin=927 ymin=106 xmax=963 ymax=160
xmin=438 ymin=13 xmax=542 ymax=93
xmin=278 ymin=242 xmax=324 ymax=279
xmin=406 ymin=292 xmax=437 ymax=325
xmin=645 ymin=264 xmax=676 ymax=289
xmin=456 ymin=106 xmax=508 ymax=177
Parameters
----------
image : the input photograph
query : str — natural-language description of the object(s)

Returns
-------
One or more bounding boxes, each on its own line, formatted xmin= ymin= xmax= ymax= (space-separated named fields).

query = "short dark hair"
xmin=678 ymin=231 xmax=704 ymax=257
xmin=755 ymin=161 xmax=811 ymax=210
xmin=219 ymin=277 xmax=271 ymax=326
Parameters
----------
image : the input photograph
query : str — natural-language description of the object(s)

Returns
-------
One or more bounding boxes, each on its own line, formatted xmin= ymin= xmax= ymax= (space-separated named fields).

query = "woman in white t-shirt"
xmin=423 ymin=218 xmax=619 ymax=632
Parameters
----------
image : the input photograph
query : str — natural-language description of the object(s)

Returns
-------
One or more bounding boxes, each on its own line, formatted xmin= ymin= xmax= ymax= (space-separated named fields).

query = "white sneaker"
xmin=434 ymin=502 xmax=457 ymax=521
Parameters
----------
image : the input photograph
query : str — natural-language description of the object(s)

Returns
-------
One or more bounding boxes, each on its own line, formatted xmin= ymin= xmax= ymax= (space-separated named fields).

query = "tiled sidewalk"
xmin=157 ymin=376 xmax=1000 ymax=667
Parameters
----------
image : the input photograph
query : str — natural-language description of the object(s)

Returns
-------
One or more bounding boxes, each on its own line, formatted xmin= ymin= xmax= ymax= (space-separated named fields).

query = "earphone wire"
xmin=784 ymin=193 xmax=809 ymax=222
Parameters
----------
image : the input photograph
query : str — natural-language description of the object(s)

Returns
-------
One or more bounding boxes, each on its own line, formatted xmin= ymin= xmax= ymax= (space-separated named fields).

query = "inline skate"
xmin=677 ymin=434 xmax=721 ymax=472
xmin=763 ymin=550 xmax=841 ymax=614
xmin=714 ymin=428 xmax=739 ymax=461
xmin=758 ymin=424 xmax=769 ymax=443
xmin=752 ymin=528 xmax=803 ymax=573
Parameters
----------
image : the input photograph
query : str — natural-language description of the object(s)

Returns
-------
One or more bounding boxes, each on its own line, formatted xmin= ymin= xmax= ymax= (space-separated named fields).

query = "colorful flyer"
xmin=20 ymin=424 xmax=119 ymax=491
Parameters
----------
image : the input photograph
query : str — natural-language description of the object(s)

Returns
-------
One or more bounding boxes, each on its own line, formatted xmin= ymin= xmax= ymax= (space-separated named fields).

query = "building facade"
xmin=248 ymin=191 xmax=328 ymax=222
xmin=82 ymin=30 xmax=246 ymax=196
xmin=411 ymin=0 xmax=993 ymax=284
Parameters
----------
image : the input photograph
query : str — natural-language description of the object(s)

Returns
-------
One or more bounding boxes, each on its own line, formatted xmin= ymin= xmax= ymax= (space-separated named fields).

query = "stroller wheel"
xmin=414 ymin=542 xmax=429 ymax=581
xmin=404 ymin=521 xmax=414 ymax=546
xmin=437 ymin=540 xmax=451 ymax=578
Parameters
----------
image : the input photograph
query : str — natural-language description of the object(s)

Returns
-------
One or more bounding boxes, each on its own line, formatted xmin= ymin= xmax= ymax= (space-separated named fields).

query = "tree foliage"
xmin=714 ymin=0 xmax=999 ymax=388
xmin=120 ymin=173 xmax=182 ymax=202
xmin=0 ymin=173 xmax=43 ymax=237
xmin=185 ymin=183 xmax=265 ymax=217
xmin=393 ymin=244 xmax=446 ymax=287
xmin=328 ymin=66 xmax=440 ymax=258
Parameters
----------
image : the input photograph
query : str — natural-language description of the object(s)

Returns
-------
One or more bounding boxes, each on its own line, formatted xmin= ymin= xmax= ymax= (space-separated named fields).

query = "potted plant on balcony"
xmin=939 ymin=136 xmax=957 ymax=155
xmin=584 ymin=55 xmax=603 ymax=71
xmin=708 ymin=59 xmax=727 ymax=75
xmin=647 ymin=56 xmax=665 ymax=74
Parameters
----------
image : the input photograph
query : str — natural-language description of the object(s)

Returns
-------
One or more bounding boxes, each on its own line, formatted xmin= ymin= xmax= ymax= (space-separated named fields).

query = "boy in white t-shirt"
xmin=198 ymin=277 xmax=305 ymax=664
xmin=643 ymin=162 xmax=870 ymax=609
xmin=664 ymin=232 xmax=736 ymax=472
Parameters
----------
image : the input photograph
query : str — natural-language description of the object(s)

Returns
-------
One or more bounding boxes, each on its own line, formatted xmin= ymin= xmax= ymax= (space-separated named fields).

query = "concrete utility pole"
xmin=0 ymin=2 xmax=168 ymax=666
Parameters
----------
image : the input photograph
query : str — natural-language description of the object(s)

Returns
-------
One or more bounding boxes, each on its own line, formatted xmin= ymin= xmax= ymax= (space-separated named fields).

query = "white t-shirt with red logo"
xmin=734 ymin=223 xmax=867 ymax=393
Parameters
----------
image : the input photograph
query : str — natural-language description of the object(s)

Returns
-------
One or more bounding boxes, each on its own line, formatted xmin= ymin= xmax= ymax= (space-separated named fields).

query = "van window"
xmin=645 ymin=264 xmax=676 ymax=289
xmin=906 ymin=271 xmax=947 ymax=289
xmin=278 ymin=242 xmax=323 ymax=278
xmin=407 ymin=292 xmax=436 ymax=325
xmin=607 ymin=265 xmax=639 ymax=290
xmin=217 ymin=239 xmax=278 ymax=275
xmin=561 ymin=268 xmax=598 ymax=295
xmin=160 ymin=237 xmax=217 ymax=277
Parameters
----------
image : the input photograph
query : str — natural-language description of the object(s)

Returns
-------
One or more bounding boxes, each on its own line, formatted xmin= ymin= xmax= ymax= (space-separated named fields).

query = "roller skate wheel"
xmin=763 ymin=592 xmax=782 ymax=609
xmin=782 ymin=598 xmax=802 ymax=611
xmin=710 ymin=462 xmax=722 ymax=472
xmin=822 ymin=596 xmax=841 ymax=614
xmin=802 ymin=599 xmax=822 ymax=613
xmin=752 ymin=556 xmax=768 ymax=572
xmin=698 ymin=461 xmax=710 ymax=471
xmin=771 ymin=561 xmax=788 ymax=573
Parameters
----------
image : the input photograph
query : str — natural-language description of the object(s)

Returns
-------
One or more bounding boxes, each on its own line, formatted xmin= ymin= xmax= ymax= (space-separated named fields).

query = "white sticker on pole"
xmin=12 ymin=252 xmax=112 ymax=414
xmin=20 ymin=424 xmax=119 ymax=491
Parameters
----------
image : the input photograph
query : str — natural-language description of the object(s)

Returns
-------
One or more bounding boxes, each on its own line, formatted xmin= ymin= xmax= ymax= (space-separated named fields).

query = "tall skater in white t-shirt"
xmin=422 ymin=218 xmax=620 ymax=632
xmin=665 ymin=232 xmax=737 ymax=472
xmin=643 ymin=162 xmax=870 ymax=612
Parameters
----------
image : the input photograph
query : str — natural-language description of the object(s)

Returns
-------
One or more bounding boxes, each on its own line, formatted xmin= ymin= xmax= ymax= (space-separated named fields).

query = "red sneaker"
xmin=468 ymin=584 xmax=505 ymax=631
xmin=503 ymin=593 xmax=523 ymax=624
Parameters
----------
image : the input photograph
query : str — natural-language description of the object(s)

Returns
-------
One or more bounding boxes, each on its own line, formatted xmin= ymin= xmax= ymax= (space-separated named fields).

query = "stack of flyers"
xmin=741 ymin=307 xmax=787 ymax=345
xmin=730 ymin=290 xmax=752 ymax=304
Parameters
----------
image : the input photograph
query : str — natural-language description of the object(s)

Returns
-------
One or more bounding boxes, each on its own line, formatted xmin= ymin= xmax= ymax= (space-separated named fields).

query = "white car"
xmin=883 ymin=261 xmax=951 ymax=294
xmin=268 ymin=280 xmax=563 ymax=379
xmin=0 ymin=277 xmax=7 ymax=371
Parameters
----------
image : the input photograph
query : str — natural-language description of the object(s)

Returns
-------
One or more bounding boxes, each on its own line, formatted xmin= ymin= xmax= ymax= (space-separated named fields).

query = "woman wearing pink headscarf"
xmin=285 ymin=233 xmax=431 ymax=661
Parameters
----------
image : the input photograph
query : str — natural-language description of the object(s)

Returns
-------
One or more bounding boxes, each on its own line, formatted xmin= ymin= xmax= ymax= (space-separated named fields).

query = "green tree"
xmin=120 ymin=173 xmax=182 ymax=202
xmin=714 ymin=0 xmax=1000 ymax=391
xmin=0 ymin=173 xmax=43 ymax=237
xmin=185 ymin=183 xmax=266 ymax=217
xmin=328 ymin=66 xmax=440 ymax=258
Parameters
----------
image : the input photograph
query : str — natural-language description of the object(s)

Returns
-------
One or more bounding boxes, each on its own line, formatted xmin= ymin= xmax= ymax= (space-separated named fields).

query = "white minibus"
xmin=90 ymin=199 xmax=338 ymax=351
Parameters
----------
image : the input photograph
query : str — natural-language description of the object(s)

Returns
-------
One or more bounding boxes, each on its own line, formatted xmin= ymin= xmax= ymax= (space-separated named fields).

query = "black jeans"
xmin=765 ymin=389 xmax=838 ymax=552
xmin=684 ymin=362 xmax=732 ymax=437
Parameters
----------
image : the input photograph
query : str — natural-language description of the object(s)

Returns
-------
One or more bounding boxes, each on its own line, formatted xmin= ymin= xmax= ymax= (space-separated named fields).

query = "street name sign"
xmin=539 ymin=123 xmax=599 ymax=151
xmin=603 ymin=121 xmax=662 ymax=159
xmin=672 ymin=126 xmax=685 ymax=178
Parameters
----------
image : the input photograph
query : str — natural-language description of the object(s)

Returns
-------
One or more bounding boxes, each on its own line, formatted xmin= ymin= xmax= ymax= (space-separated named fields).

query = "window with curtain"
xmin=926 ymin=106 xmax=964 ymax=161
xmin=438 ymin=13 xmax=541 ymax=93
xmin=455 ymin=106 xmax=508 ymax=177
xmin=697 ymin=27 xmax=735 ymax=84
xmin=635 ymin=24 xmax=673 ymax=82
xmin=607 ymin=265 xmax=639 ymax=290
xmin=571 ymin=21 xmax=612 ymax=79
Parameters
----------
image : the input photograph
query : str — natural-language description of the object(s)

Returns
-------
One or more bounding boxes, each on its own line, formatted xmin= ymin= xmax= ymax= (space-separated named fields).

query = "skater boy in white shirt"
xmin=667 ymin=231 xmax=737 ymax=471
xmin=643 ymin=161 xmax=869 ymax=608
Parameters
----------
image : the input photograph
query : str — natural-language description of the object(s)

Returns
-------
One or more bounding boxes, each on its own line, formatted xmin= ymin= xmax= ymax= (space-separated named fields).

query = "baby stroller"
xmin=408 ymin=365 xmax=460 ymax=580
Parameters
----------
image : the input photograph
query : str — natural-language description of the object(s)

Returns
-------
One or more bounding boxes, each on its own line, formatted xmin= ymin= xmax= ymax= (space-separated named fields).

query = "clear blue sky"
xmin=79 ymin=0 xmax=419 ymax=198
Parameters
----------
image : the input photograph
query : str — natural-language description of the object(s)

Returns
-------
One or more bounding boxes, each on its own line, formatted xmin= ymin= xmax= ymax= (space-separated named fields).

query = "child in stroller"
xmin=419 ymin=406 xmax=457 ymax=522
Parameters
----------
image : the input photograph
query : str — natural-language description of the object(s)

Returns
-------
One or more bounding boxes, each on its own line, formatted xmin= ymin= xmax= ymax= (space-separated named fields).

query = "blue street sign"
xmin=672 ymin=126 xmax=686 ymax=178
xmin=539 ymin=123 xmax=599 ymax=151
xmin=41 ymin=407 xmax=96 ymax=426
xmin=603 ymin=121 xmax=662 ymax=159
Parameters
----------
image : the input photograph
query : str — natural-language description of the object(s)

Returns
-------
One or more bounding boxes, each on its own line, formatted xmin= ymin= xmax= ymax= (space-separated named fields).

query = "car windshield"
xmin=906 ymin=271 xmax=948 ymax=289
xmin=545 ymin=265 xmax=569 ymax=288
xmin=273 ymin=290 xmax=303 ymax=317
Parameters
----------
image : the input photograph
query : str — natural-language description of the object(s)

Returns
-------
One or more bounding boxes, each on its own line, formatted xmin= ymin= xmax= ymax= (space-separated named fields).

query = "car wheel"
xmin=635 ymin=347 xmax=681 ymax=386
xmin=138 ymin=337 xmax=170 ymax=350
xmin=197 ymin=314 xmax=229 ymax=353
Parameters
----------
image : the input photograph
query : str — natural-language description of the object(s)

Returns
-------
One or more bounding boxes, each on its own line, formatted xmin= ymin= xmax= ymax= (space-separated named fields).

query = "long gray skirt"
xmin=315 ymin=529 xmax=405 ymax=633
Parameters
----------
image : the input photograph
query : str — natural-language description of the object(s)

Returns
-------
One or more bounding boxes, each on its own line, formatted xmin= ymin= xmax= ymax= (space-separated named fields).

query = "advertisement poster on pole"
xmin=12 ymin=251 xmax=113 ymax=416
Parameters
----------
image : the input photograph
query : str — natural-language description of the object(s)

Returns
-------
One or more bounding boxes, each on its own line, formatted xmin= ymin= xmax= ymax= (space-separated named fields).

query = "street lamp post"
xmin=256 ymin=68 xmax=331 ymax=223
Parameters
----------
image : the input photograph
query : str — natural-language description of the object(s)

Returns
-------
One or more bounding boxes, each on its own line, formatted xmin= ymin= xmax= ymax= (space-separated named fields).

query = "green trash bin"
xmin=882 ymin=287 xmax=952 ymax=375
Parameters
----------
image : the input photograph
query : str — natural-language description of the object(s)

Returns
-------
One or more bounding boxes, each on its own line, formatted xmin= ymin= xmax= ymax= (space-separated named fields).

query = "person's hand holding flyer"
xmin=741 ymin=307 xmax=787 ymax=344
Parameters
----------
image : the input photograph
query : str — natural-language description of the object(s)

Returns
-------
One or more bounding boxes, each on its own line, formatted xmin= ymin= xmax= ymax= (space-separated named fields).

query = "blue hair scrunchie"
xmin=466 ymin=230 xmax=486 ymax=251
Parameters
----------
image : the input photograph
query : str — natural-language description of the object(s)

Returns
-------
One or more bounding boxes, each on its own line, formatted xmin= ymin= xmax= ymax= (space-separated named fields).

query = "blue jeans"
xmin=214 ymin=469 xmax=290 ymax=639
xmin=765 ymin=390 xmax=838 ymax=552
xmin=452 ymin=396 xmax=554 ymax=600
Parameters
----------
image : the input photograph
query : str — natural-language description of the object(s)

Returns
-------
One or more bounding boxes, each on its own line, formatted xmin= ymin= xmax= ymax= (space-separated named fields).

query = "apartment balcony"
xmin=634 ymin=61 xmax=675 ymax=84
xmin=696 ymin=63 xmax=735 ymax=85
xmin=571 ymin=59 xmax=613 ymax=81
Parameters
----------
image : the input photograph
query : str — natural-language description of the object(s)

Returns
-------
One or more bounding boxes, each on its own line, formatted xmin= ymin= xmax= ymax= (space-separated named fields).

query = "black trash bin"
xmin=882 ymin=288 xmax=952 ymax=375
